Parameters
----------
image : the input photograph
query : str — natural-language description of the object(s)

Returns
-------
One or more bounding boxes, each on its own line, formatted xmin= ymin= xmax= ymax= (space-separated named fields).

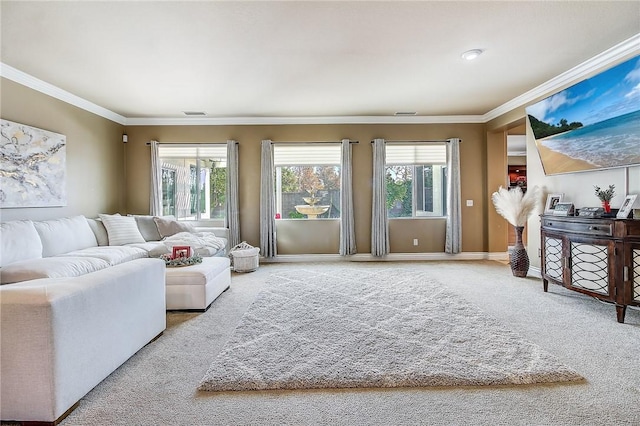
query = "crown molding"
xmin=483 ymin=33 xmax=640 ymax=122
xmin=3 ymin=32 xmax=638 ymax=126
xmin=124 ymin=115 xmax=485 ymax=126
xmin=0 ymin=63 xmax=127 ymax=125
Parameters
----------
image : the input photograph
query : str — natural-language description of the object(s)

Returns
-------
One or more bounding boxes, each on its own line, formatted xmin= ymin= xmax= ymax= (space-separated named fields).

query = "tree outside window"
xmin=384 ymin=143 xmax=447 ymax=218
xmin=273 ymin=144 xmax=342 ymax=220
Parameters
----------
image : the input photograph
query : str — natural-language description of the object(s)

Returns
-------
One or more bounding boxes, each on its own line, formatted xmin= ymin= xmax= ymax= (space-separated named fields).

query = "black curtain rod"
xmin=370 ymin=139 xmax=460 ymax=144
xmin=145 ymin=141 xmax=239 ymax=146
xmin=269 ymin=140 xmax=359 ymax=144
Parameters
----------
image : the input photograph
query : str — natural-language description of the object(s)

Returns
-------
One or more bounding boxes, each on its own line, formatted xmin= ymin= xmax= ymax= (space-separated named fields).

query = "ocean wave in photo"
xmin=541 ymin=109 xmax=640 ymax=168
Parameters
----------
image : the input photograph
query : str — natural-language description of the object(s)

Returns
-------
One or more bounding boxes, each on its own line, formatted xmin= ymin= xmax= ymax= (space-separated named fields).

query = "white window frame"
xmin=158 ymin=144 xmax=227 ymax=226
xmin=385 ymin=143 xmax=448 ymax=219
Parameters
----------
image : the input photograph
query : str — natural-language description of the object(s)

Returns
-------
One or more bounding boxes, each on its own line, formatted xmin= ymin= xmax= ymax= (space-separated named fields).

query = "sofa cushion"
xmin=34 ymin=216 xmax=98 ymax=257
xmin=0 ymin=257 xmax=110 ymax=284
xmin=164 ymin=257 xmax=230 ymax=286
xmin=0 ymin=220 xmax=43 ymax=268
xmin=126 ymin=242 xmax=171 ymax=258
xmin=61 ymin=246 xmax=148 ymax=265
xmin=154 ymin=217 xmax=196 ymax=238
xmin=86 ymin=217 xmax=109 ymax=246
xmin=99 ymin=214 xmax=145 ymax=246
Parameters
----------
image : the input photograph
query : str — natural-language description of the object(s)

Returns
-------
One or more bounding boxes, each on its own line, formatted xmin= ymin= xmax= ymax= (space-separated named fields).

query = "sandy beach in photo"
xmin=535 ymin=139 xmax=597 ymax=174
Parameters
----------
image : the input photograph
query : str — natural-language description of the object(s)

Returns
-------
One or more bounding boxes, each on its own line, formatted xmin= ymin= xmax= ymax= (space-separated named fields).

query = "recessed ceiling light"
xmin=183 ymin=111 xmax=207 ymax=116
xmin=461 ymin=49 xmax=483 ymax=61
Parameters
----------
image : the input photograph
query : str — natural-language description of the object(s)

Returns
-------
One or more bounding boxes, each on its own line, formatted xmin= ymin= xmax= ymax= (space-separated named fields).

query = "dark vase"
xmin=510 ymin=225 xmax=529 ymax=278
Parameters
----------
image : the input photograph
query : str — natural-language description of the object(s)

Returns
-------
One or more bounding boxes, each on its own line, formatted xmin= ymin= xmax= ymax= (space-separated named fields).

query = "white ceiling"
xmin=1 ymin=1 xmax=639 ymax=124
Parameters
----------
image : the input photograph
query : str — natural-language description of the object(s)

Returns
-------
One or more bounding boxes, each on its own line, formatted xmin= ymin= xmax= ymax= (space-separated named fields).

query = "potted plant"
xmin=594 ymin=184 xmax=615 ymax=213
xmin=491 ymin=186 xmax=541 ymax=277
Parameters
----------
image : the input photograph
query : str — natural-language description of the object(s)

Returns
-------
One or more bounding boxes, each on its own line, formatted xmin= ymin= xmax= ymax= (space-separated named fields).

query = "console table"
xmin=540 ymin=215 xmax=640 ymax=323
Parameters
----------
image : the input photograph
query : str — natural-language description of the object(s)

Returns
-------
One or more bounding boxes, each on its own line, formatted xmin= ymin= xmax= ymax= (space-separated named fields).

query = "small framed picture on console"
xmin=553 ymin=202 xmax=574 ymax=216
xmin=544 ymin=193 xmax=564 ymax=214
xmin=617 ymin=194 xmax=637 ymax=219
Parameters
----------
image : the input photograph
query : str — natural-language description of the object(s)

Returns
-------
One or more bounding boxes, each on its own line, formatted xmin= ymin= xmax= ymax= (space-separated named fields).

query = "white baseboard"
xmin=260 ymin=252 xmax=510 ymax=263
xmin=528 ymin=266 xmax=542 ymax=278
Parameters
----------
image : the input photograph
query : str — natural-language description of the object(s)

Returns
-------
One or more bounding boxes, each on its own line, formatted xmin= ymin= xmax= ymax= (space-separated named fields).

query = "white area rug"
xmin=199 ymin=267 xmax=583 ymax=392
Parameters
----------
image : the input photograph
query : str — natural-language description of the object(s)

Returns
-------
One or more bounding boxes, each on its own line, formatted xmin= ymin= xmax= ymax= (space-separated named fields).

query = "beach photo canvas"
xmin=526 ymin=55 xmax=640 ymax=175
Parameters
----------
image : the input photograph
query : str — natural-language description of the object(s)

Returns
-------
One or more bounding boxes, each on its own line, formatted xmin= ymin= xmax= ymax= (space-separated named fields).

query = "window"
xmin=158 ymin=144 xmax=227 ymax=222
xmin=385 ymin=144 xmax=447 ymax=218
xmin=273 ymin=144 xmax=341 ymax=219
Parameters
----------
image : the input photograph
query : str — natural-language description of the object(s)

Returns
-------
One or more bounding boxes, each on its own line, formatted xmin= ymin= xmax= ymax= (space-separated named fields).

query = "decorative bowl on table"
xmin=160 ymin=253 xmax=203 ymax=267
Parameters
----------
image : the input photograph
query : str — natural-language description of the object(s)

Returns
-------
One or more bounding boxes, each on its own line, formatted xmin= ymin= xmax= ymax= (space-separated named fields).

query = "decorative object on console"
xmin=544 ymin=193 xmax=564 ymax=214
xmin=0 ymin=119 xmax=67 ymax=208
xmin=594 ymin=184 xmax=615 ymax=213
xmin=578 ymin=207 xmax=605 ymax=218
xmin=552 ymin=202 xmax=574 ymax=216
xmin=617 ymin=194 xmax=638 ymax=219
xmin=491 ymin=185 xmax=541 ymax=277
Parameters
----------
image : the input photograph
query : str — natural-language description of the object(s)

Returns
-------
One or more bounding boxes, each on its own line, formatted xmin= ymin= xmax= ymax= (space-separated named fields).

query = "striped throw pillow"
xmin=98 ymin=214 xmax=146 ymax=246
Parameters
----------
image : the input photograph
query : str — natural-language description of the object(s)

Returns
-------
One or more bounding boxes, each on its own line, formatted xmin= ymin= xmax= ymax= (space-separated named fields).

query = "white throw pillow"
xmin=0 ymin=220 xmax=43 ymax=267
xmin=99 ymin=214 xmax=146 ymax=246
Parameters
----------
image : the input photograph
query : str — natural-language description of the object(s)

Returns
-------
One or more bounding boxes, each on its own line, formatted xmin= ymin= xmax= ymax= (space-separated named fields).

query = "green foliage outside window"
xmin=210 ymin=165 xmax=227 ymax=218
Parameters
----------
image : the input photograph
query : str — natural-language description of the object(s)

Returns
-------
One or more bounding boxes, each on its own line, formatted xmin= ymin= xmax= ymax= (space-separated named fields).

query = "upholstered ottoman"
xmin=165 ymin=257 xmax=231 ymax=311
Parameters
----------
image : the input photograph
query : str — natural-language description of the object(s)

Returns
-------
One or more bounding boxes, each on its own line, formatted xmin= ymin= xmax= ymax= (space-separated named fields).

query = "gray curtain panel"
xmin=371 ymin=138 xmax=389 ymax=256
xmin=225 ymin=140 xmax=241 ymax=248
xmin=149 ymin=140 xmax=162 ymax=216
xmin=260 ymin=140 xmax=277 ymax=258
xmin=445 ymin=138 xmax=462 ymax=254
xmin=339 ymin=139 xmax=356 ymax=255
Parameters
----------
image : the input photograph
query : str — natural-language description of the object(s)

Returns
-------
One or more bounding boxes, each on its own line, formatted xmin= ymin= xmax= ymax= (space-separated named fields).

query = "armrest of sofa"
xmin=0 ymin=258 xmax=166 ymax=423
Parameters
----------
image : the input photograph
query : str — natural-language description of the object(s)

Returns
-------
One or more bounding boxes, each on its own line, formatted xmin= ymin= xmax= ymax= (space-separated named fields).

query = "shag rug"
xmin=199 ymin=267 xmax=583 ymax=392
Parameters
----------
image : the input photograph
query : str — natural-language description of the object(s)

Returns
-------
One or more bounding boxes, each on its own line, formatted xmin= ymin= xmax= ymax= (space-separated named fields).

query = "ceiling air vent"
xmin=182 ymin=111 xmax=207 ymax=116
xmin=394 ymin=112 xmax=417 ymax=116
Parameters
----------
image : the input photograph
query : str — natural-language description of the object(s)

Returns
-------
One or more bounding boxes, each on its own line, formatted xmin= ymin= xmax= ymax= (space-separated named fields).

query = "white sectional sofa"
xmin=0 ymin=215 xmax=229 ymax=424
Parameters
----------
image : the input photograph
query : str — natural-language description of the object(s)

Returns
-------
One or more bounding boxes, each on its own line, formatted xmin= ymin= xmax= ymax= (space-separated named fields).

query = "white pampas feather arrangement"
xmin=491 ymin=185 xmax=541 ymax=227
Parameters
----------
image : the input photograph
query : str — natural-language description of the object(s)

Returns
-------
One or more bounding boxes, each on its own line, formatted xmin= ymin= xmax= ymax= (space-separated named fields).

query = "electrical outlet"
xmin=466 ymin=200 xmax=473 ymax=207
xmin=413 ymin=239 xmax=418 ymax=246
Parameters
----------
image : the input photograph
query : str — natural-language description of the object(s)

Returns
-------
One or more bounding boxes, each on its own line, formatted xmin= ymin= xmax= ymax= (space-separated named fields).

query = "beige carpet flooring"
xmin=31 ymin=261 xmax=640 ymax=425
xmin=199 ymin=266 xmax=582 ymax=391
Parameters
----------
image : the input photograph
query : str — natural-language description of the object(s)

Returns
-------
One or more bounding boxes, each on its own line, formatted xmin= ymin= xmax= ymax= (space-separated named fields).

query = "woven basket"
xmin=229 ymin=242 xmax=260 ymax=272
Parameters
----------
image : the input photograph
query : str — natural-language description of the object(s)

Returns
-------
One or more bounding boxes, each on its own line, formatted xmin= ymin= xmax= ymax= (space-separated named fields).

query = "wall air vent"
xmin=182 ymin=111 xmax=207 ymax=116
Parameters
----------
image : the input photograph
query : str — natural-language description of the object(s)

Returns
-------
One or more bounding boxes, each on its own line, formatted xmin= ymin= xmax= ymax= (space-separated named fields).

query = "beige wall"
xmin=525 ymin=118 xmax=640 ymax=269
xmin=0 ymin=78 xmax=125 ymax=222
xmin=4 ymin=49 xmax=637 ymax=259
xmin=486 ymin=130 xmax=508 ymax=253
xmin=124 ymin=123 xmax=487 ymax=254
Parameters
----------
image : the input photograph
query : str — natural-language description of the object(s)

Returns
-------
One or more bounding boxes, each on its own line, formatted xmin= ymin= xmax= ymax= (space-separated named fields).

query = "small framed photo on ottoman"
xmin=172 ymin=246 xmax=191 ymax=259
